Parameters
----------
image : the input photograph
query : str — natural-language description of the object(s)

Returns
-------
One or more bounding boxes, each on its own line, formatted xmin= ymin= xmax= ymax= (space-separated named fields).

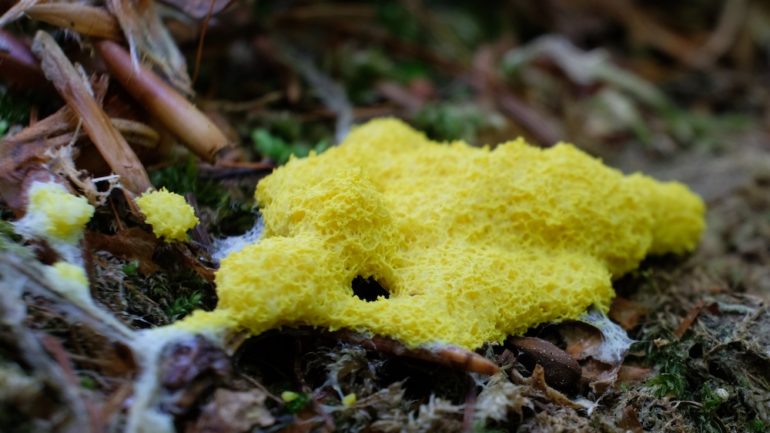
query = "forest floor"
xmin=1 ymin=1 xmax=769 ymax=432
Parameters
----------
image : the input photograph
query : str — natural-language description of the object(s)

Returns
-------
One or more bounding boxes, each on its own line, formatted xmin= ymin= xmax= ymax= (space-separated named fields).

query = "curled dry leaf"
xmin=558 ymin=309 xmax=634 ymax=393
xmin=0 ymin=137 xmax=62 ymax=214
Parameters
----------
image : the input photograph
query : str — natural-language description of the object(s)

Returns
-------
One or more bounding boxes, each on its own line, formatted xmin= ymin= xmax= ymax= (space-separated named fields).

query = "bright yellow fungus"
xmin=17 ymin=181 xmax=94 ymax=244
xmin=46 ymin=261 xmax=91 ymax=305
xmin=181 ymin=118 xmax=705 ymax=349
xmin=136 ymin=188 xmax=199 ymax=242
xmin=342 ymin=393 xmax=357 ymax=407
xmin=281 ymin=391 xmax=299 ymax=403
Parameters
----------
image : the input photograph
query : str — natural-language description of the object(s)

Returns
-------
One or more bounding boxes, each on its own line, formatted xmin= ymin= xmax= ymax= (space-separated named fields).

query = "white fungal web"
xmin=211 ymin=217 xmax=264 ymax=263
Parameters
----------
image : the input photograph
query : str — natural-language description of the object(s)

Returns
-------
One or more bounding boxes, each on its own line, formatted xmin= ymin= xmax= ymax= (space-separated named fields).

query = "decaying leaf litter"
xmin=0 ymin=1 xmax=769 ymax=432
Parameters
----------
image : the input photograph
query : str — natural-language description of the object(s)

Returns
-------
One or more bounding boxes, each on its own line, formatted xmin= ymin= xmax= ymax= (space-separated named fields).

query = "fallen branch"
xmin=97 ymin=39 xmax=231 ymax=163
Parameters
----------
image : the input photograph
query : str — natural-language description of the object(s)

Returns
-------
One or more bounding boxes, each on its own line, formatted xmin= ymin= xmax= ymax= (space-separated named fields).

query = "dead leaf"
xmin=674 ymin=300 xmax=719 ymax=339
xmin=160 ymin=335 xmax=231 ymax=390
xmin=580 ymin=358 xmax=617 ymax=394
xmin=616 ymin=365 xmax=652 ymax=386
xmin=558 ymin=310 xmax=634 ymax=394
xmin=85 ymin=228 xmax=159 ymax=274
xmin=186 ymin=389 xmax=274 ymax=433
xmin=157 ymin=335 xmax=232 ymax=417
xmin=617 ymin=405 xmax=643 ymax=433
xmin=609 ymin=296 xmax=648 ymax=330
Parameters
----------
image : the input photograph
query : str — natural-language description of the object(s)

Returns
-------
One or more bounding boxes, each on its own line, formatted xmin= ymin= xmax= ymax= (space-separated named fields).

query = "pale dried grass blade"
xmin=106 ymin=0 xmax=192 ymax=94
xmin=0 ymin=0 xmax=38 ymax=28
xmin=26 ymin=4 xmax=122 ymax=40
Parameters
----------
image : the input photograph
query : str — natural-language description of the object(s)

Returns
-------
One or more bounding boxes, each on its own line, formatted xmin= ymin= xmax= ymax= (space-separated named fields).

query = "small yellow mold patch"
xmin=342 ymin=393 xmax=357 ymax=407
xmin=18 ymin=181 xmax=94 ymax=243
xmin=46 ymin=261 xmax=91 ymax=305
xmin=51 ymin=261 xmax=89 ymax=286
xmin=136 ymin=188 xmax=199 ymax=242
xmin=181 ymin=119 xmax=705 ymax=349
xmin=281 ymin=391 xmax=299 ymax=403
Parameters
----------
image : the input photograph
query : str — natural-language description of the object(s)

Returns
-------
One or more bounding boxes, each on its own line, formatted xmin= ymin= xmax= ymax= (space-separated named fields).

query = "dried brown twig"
xmin=97 ymin=39 xmax=231 ymax=163
xmin=335 ymin=330 xmax=500 ymax=376
xmin=25 ymin=4 xmax=122 ymax=40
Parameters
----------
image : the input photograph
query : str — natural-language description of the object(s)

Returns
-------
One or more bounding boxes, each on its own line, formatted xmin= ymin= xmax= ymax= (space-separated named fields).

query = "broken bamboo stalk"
xmin=96 ymin=39 xmax=231 ymax=163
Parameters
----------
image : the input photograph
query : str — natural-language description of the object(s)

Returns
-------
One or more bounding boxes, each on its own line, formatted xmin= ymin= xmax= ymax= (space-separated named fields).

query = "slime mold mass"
xmin=136 ymin=188 xmax=200 ymax=242
xmin=182 ymin=119 xmax=705 ymax=349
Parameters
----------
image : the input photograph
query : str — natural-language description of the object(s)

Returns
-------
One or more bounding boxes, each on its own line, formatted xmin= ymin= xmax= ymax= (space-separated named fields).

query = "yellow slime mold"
xmin=17 ymin=181 xmax=95 ymax=244
xmin=136 ymin=188 xmax=199 ymax=242
xmin=182 ymin=119 xmax=705 ymax=349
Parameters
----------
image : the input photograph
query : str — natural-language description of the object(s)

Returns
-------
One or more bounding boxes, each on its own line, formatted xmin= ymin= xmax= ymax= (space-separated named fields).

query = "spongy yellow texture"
xmin=136 ymin=188 xmax=199 ymax=242
xmin=26 ymin=182 xmax=94 ymax=243
xmin=181 ymin=119 xmax=705 ymax=349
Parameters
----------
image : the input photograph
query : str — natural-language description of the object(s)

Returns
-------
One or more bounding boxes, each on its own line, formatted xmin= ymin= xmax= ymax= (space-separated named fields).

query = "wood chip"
xmin=31 ymin=31 xmax=151 ymax=195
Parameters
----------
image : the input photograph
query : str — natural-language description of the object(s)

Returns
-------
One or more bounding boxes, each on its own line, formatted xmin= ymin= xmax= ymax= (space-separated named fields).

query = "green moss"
xmin=251 ymin=128 xmax=329 ymax=165
xmin=149 ymin=158 xmax=256 ymax=236
xmin=413 ymin=102 xmax=496 ymax=143
xmin=165 ymin=290 xmax=203 ymax=322
xmin=121 ymin=260 xmax=140 ymax=277
xmin=645 ymin=340 xmax=689 ymax=398
xmin=284 ymin=392 xmax=311 ymax=414
xmin=749 ymin=420 xmax=767 ymax=433
xmin=0 ymin=87 xmax=30 ymax=137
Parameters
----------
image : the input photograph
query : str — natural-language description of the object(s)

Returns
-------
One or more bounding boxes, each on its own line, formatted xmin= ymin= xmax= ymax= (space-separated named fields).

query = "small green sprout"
xmin=165 ymin=291 xmax=203 ymax=322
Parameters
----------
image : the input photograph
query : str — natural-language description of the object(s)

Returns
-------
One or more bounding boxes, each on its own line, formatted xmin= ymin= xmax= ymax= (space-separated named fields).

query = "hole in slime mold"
xmin=352 ymin=276 xmax=390 ymax=302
